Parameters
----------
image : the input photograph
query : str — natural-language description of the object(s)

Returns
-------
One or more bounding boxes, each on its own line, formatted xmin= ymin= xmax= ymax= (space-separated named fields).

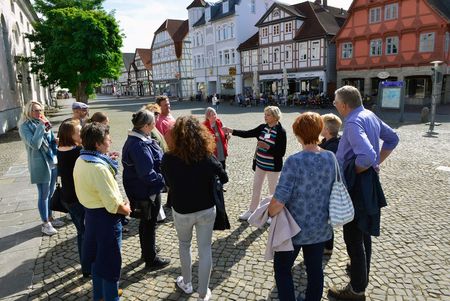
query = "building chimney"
xmin=314 ymin=0 xmax=321 ymax=5
xmin=323 ymin=0 xmax=327 ymax=8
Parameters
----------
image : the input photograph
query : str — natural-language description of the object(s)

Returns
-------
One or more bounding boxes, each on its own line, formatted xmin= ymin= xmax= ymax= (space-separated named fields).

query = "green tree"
xmin=28 ymin=6 xmax=123 ymax=103
xmin=34 ymin=0 xmax=104 ymax=14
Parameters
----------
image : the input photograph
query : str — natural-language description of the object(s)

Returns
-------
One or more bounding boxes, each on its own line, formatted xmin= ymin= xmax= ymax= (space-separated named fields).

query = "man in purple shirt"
xmin=329 ymin=86 xmax=399 ymax=300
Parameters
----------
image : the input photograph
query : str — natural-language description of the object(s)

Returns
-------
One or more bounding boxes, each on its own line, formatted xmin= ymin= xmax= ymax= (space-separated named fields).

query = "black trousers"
xmin=139 ymin=194 xmax=161 ymax=264
xmin=343 ymin=219 xmax=372 ymax=292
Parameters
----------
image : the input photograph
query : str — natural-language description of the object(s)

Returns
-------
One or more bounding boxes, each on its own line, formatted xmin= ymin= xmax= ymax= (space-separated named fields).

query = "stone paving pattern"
xmin=0 ymin=96 xmax=449 ymax=301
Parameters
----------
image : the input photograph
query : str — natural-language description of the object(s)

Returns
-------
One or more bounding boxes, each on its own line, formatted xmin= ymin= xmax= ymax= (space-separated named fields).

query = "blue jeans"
xmin=36 ymin=168 xmax=57 ymax=222
xmin=92 ymin=263 xmax=119 ymax=301
xmin=343 ymin=219 xmax=372 ymax=292
xmin=91 ymin=220 xmax=122 ymax=301
xmin=274 ymin=242 xmax=325 ymax=301
xmin=68 ymin=202 xmax=90 ymax=274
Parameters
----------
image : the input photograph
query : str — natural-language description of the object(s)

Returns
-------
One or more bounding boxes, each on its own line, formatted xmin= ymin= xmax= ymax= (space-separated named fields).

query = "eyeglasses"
xmin=32 ymin=109 xmax=43 ymax=112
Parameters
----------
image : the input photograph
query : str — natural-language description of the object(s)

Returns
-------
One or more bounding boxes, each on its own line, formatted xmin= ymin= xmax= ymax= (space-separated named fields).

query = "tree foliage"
xmin=34 ymin=0 xmax=104 ymax=15
xmin=28 ymin=3 xmax=123 ymax=102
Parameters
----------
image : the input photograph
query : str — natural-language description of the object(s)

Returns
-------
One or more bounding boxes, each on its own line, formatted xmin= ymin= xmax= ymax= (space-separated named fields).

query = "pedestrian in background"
xmin=329 ymin=86 xmax=399 ymax=301
xmin=224 ymin=106 xmax=287 ymax=221
xmin=57 ymin=119 xmax=90 ymax=276
xmin=211 ymin=94 xmax=219 ymax=112
xmin=88 ymin=112 xmax=109 ymax=125
xmin=203 ymin=107 xmax=228 ymax=171
xmin=319 ymin=113 xmax=342 ymax=256
xmin=122 ymin=109 xmax=170 ymax=270
xmin=71 ymin=101 xmax=89 ymax=126
xmin=162 ymin=116 xmax=228 ymax=301
xmin=74 ymin=122 xmax=131 ymax=301
xmin=19 ymin=101 xmax=63 ymax=236
xmin=268 ymin=112 xmax=336 ymax=301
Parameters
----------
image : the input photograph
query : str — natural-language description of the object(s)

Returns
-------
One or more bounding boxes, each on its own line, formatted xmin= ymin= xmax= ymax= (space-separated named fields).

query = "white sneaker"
xmin=42 ymin=223 xmax=57 ymax=236
xmin=176 ymin=276 xmax=193 ymax=294
xmin=266 ymin=217 xmax=272 ymax=225
xmin=197 ymin=288 xmax=211 ymax=301
xmin=50 ymin=218 xmax=65 ymax=227
xmin=239 ymin=210 xmax=253 ymax=221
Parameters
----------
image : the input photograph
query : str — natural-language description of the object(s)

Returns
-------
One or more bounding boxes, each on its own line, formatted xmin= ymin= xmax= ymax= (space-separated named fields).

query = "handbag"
xmin=130 ymin=195 xmax=157 ymax=220
xmin=212 ymin=175 xmax=230 ymax=230
xmin=329 ymin=154 xmax=354 ymax=227
xmin=50 ymin=181 xmax=68 ymax=213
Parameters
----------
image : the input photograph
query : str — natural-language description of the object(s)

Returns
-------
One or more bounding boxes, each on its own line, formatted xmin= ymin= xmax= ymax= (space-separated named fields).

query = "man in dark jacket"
xmin=329 ymin=86 xmax=399 ymax=300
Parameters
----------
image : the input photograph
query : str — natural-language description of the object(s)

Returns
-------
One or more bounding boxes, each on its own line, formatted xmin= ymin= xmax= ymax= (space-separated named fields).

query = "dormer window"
xmin=206 ymin=7 xmax=211 ymax=22
xmin=273 ymin=9 xmax=280 ymax=19
xmin=223 ymin=0 xmax=229 ymax=14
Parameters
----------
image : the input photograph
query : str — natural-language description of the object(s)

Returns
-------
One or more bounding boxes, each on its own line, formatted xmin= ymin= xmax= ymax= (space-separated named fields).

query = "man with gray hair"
xmin=328 ymin=85 xmax=399 ymax=300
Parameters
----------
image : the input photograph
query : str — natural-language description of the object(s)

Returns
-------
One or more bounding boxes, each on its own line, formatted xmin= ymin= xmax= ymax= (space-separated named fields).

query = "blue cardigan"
xmin=122 ymin=133 xmax=165 ymax=201
xmin=19 ymin=120 xmax=57 ymax=184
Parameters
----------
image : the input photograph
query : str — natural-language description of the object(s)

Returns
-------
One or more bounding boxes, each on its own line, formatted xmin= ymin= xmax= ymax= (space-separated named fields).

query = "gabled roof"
xmin=122 ymin=53 xmax=135 ymax=71
xmin=152 ymin=19 xmax=189 ymax=59
xmin=427 ymin=0 xmax=450 ymax=21
xmin=193 ymin=0 xmax=241 ymax=27
xmin=255 ymin=2 xmax=305 ymax=27
xmin=237 ymin=32 xmax=259 ymax=51
xmin=294 ymin=1 xmax=347 ymax=41
xmin=135 ymin=48 xmax=152 ymax=70
xmin=187 ymin=0 xmax=207 ymax=9
xmin=154 ymin=19 xmax=185 ymax=37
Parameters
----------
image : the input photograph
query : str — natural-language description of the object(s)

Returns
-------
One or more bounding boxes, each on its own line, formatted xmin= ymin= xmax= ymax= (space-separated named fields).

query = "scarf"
xmin=79 ymin=149 xmax=119 ymax=176
xmin=26 ymin=120 xmax=57 ymax=167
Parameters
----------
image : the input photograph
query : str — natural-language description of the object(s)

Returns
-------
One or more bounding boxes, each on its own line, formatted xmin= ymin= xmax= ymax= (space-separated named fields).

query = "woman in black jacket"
xmin=161 ymin=116 xmax=228 ymax=300
xmin=57 ymin=119 xmax=90 ymax=276
xmin=224 ymin=106 xmax=286 ymax=221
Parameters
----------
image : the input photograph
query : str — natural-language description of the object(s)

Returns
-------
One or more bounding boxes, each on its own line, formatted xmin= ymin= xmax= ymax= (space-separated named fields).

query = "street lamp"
xmin=428 ymin=60 xmax=443 ymax=134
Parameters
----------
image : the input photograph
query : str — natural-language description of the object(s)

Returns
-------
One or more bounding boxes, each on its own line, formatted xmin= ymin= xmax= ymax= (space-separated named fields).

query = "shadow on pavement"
xmin=0 ymin=225 xmax=41 ymax=254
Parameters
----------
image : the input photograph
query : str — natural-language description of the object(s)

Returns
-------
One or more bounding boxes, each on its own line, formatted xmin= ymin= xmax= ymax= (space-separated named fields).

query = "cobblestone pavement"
xmin=1 ymin=96 xmax=449 ymax=301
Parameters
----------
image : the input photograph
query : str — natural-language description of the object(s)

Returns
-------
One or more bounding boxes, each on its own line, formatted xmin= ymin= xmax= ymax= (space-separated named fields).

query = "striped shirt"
xmin=255 ymin=125 xmax=278 ymax=171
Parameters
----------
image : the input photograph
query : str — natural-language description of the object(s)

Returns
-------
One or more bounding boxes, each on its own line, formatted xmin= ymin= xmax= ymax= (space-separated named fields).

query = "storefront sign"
xmin=378 ymin=81 xmax=405 ymax=122
xmin=229 ymin=67 xmax=236 ymax=76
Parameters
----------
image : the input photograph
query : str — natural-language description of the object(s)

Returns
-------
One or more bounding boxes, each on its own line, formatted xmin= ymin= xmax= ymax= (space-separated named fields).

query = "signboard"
xmin=229 ymin=67 xmax=236 ymax=76
xmin=377 ymin=71 xmax=390 ymax=79
xmin=378 ymin=80 xmax=405 ymax=122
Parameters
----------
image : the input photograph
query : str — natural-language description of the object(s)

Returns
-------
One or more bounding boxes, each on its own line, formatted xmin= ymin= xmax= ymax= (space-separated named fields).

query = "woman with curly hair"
xmin=161 ymin=116 xmax=228 ymax=301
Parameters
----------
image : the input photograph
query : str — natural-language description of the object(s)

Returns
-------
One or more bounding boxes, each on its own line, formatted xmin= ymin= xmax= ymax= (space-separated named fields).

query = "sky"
xmin=103 ymin=0 xmax=352 ymax=53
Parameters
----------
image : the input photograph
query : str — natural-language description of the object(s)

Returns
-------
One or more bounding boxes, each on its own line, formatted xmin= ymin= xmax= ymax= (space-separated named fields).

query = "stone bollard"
xmin=421 ymin=107 xmax=429 ymax=123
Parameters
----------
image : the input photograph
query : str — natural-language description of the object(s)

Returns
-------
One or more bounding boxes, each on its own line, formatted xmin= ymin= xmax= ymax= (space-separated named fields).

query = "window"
xmin=243 ymin=52 xmax=250 ymax=66
xmin=251 ymin=0 xmax=256 ymax=13
xmin=231 ymin=49 xmax=236 ymax=64
xmin=299 ymin=43 xmax=307 ymax=61
xmin=230 ymin=24 xmax=234 ymax=38
xmin=342 ymin=42 xmax=353 ymax=58
xmin=405 ymin=76 xmax=431 ymax=98
xmin=420 ymin=32 xmax=435 ymax=52
xmin=252 ymin=50 xmax=258 ymax=65
xmin=370 ymin=39 xmax=382 ymax=56
xmin=274 ymin=47 xmax=280 ymax=63
xmin=20 ymin=12 xmax=23 ymax=23
xmin=10 ymin=0 xmax=15 ymax=13
xmin=273 ymin=24 xmax=280 ymax=35
xmin=311 ymin=40 xmax=320 ymax=59
xmin=369 ymin=7 xmax=381 ymax=23
xmin=285 ymin=22 xmax=292 ymax=33
xmin=262 ymin=48 xmax=269 ymax=64
xmin=385 ymin=3 xmax=398 ymax=20
xmin=386 ymin=36 xmax=399 ymax=55
xmin=285 ymin=45 xmax=292 ymax=62
xmin=216 ymin=27 xmax=221 ymax=41
xmin=262 ymin=27 xmax=268 ymax=37
xmin=273 ymin=10 xmax=280 ymax=19
xmin=223 ymin=0 xmax=229 ymax=13
xmin=224 ymin=50 xmax=230 ymax=65
xmin=219 ymin=51 xmax=223 ymax=65
xmin=224 ymin=26 xmax=229 ymax=40
xmin=445 ymin=32 xmax=450 ymax=54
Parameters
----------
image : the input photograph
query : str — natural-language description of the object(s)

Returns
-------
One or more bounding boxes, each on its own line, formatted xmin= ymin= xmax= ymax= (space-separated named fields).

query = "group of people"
xmin=19 ymin=85 xmax=399 ymax=301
